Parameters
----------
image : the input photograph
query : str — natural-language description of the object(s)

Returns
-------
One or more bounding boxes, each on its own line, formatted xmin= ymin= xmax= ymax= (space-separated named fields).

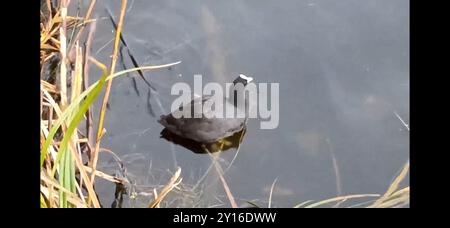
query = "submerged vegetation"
xmin=40 ymin=0 xmax=409 ymax=208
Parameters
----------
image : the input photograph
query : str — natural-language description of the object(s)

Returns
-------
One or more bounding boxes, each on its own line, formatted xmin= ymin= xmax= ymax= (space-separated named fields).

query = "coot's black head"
xmin=229 ymin=74 xmax=254 ymax=108
xmin=233 ymin=74 xmax=253 ymax=86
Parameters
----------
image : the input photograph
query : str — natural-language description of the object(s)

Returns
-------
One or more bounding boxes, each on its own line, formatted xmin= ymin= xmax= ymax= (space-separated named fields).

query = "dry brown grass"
xmin=40 ymin=0 xmax=180 ymax=208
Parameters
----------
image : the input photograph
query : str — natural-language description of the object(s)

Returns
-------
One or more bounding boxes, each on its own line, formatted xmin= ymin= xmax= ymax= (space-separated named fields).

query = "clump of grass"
xmin=291 ymin=112 xmax=410 ymax=208
xmin=40 ymin=0 xmax=180 ymax=208
xmin=367 ymin=161 xmax=409 ymax=208
xmin=292 ymin=161 xmax=409 ymax=208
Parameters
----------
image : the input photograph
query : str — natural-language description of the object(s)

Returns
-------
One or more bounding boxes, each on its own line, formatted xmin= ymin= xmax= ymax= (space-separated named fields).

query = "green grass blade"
xmin=60 ymin=146 xmax=76 ymax=208
xmin=40 ymin=62 xmax=181 ymax=168
xmin=51 ymin=71 xmax=107 ymax=177
xmin=59 ymin=153 xmax=66 ymax=207
xmin=40 ymin=193 xmax=48 ymax=208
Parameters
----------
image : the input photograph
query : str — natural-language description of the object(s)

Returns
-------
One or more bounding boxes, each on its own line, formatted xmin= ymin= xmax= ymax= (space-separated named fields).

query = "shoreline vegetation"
xmin=40 ymin=0 xmax=181 ymax=208
xmin=40 ymin=0 xmax=409 ymax=208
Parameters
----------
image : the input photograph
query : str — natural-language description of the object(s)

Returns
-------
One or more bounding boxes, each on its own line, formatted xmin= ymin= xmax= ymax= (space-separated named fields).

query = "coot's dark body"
xmin=158 ymin=74 xmax=253 ymax=143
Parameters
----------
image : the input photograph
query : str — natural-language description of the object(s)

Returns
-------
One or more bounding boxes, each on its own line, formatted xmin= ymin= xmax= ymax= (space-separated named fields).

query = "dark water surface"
xmin=81 ymin=0 xmax=408 ymax=207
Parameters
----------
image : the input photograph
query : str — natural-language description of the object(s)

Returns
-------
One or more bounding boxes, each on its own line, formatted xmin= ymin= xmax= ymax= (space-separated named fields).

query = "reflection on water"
xmin=160 ymin=128 xmax=247 ymax=154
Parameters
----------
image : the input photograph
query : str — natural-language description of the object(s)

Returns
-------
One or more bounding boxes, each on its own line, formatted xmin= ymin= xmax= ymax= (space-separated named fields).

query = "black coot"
xmin=158 ymin=74 xmax=253 ymax=143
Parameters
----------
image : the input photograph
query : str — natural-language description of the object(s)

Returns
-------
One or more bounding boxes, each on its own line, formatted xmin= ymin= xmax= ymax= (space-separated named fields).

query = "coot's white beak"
xmin=239 ymin=74 xmax=253 ymax=83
